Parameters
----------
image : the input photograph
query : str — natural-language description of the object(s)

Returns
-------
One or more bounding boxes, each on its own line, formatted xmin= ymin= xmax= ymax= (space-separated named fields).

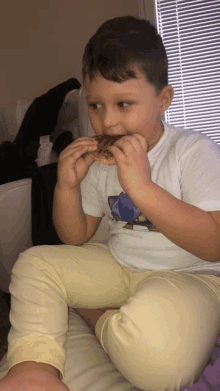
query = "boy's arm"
xmin=128 ymin=182 xmax=220 ymax=262
xmin=53 ymin=184 xmax=87 ymax=246
xmin=53 ymin=184 xmax=102 ymax=246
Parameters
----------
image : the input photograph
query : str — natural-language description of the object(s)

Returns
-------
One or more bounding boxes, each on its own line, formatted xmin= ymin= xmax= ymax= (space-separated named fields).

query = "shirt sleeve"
xmin=179 ymin=135 xmax=220 ymax=212
xmin=80 ymin=164 xmax=104 ymax=217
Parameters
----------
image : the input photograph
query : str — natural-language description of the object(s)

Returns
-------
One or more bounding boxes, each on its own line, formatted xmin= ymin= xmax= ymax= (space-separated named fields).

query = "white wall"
xmin=0 ymin=0 xmax=156 ymax=104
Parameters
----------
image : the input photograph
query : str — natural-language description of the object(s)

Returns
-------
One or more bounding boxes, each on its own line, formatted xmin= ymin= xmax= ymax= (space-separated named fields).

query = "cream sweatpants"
xmin=7 ymin=243 xmax=220 ymax=391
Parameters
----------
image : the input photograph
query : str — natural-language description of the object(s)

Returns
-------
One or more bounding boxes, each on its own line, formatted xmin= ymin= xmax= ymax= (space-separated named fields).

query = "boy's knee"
xmin=116 ymin=279 xmax=181 ymax=351
xmin=21 ymin=245 xmax=55 ymax=257
xmin=11 ymin=245 xmax=57 ymax=278
xmin=104 ymin=302 xmax=189 ymax=390
xmin=15 ymin=245 xmax=59 ymax=264
xmin=104 ymin=277 xmax=209 ymax=390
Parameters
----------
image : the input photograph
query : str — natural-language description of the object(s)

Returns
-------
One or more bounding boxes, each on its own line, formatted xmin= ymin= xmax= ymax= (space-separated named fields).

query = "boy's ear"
xmin=158 ymin=85 xmax=174 ymax=115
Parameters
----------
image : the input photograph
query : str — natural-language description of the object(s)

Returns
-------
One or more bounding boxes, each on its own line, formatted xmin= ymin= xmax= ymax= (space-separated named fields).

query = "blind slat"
xmin=160 ymin=11 xmax=220 ymax=23
xmin=157 ymin=1 xmax=220 ymax=13
xmin=155 ymin=0 xmax=220 ymax=147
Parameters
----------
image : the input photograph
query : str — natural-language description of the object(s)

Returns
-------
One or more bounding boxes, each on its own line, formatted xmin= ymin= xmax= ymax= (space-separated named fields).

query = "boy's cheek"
xmin=89 ymin=116 xmax=101 ymax=134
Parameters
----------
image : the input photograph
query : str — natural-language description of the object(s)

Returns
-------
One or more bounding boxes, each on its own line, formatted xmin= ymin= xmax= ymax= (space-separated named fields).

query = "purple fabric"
xmin=186 ymin=335 xmax=220 ymax=390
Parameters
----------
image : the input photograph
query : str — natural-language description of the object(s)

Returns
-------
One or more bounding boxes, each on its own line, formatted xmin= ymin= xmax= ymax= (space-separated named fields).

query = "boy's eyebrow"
xmin=86 ymin=93 xmax=137 ymax=101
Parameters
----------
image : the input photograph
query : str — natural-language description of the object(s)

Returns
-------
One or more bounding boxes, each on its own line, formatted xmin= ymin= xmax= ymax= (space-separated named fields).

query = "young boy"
xmin=1 ymin=15 xmax=220 ymax=391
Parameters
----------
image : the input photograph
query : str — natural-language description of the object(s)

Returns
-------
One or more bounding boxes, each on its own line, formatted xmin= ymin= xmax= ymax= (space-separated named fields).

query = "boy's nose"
xmin=102 ymin=107 xmax=119 ymax=129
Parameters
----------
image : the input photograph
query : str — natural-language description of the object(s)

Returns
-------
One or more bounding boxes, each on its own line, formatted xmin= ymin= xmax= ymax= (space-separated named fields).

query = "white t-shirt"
xmin=80 ymin=120 xmax=220 ymax=273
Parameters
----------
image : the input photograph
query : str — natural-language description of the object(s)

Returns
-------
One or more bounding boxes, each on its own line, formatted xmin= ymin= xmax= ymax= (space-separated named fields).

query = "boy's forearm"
xmin=128 ymin=182 xmax=220 ymax=262
xmin=53 ymin=184 xmax=87 ymax=246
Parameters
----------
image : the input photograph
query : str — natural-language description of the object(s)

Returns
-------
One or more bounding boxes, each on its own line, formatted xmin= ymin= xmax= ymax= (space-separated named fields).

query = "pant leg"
xmin=98 ymin=270 xmax=220 ymax=391
xmin=7 ymin=243 xmax=129 ymax=380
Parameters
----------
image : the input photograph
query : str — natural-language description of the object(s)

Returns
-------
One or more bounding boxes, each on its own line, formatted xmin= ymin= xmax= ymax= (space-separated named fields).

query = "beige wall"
xmin=0 ymin=0 xmax=156 ymax=104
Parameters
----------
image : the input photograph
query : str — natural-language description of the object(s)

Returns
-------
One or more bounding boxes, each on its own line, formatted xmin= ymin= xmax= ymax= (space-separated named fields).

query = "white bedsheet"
xmin=0 ymin=308 xmax=140 ymax=390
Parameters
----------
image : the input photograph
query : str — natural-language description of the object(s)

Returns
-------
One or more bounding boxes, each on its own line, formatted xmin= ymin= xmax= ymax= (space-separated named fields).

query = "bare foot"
xmin=0 ymin=363 xmax=70 ymax=391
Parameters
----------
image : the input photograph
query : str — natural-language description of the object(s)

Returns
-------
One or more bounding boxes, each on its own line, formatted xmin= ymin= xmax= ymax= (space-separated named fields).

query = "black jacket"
xmin=14 ymin=78 xmax=81 ymax=160
xmin=0 ymin=78 xmax=81 ymax=246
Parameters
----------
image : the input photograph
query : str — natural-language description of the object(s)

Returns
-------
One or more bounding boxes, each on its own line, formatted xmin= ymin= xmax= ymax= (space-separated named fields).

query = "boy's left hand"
xmin=107 ymin=133 xmax=151 ymax=194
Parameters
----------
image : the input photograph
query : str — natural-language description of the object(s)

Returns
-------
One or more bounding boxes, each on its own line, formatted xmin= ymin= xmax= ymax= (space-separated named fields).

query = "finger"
xmin=59 ymin=145 xmax=97 ymax=164
xmin=60 ymin=143 xmax=97 ymax=160
xmin=83 ymin=149 xmax=97 ymax=164
xmin=118 ymin=133 xmax=147 ymax=153
xmin=107 ymin=145 xmax=125 ymax=160
xmin=113 ymin=136 xmax=139 ymax=154
xmin=60 ymin=138 xmax=98 ymax=154
xmin=132 ymin=133 xmax=148 ymax=152
xmin=59 ymin=145 xmax=86 ymax=163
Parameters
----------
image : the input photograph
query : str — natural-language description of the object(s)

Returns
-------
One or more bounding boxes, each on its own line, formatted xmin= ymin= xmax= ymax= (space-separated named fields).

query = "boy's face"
xmin=84 ymin=68 xmax=173 ymax=152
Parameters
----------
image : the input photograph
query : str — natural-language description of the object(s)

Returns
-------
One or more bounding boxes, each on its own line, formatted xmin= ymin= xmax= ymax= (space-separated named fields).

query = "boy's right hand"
xmin=56 ymin=137 xmax=98 ymax=191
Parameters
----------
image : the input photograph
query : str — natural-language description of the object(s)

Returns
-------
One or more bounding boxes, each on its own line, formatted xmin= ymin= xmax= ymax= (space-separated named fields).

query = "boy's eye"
xmin=88 ymin=102 xmax=130 ymax=110
xmin=118 ymin=102 xmax=130 ymax=108
xmin=88 ymin=103 xmax=102 ymax=110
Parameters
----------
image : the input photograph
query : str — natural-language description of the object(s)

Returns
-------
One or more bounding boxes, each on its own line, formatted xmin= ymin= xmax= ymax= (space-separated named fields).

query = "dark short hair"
xmin=82 ymin=15 xmax=168 ymax=95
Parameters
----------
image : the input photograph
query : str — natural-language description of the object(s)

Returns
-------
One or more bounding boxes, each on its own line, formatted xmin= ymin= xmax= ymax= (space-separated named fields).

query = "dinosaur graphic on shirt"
xmin=108 ymin=192 xmax=160 ymax=231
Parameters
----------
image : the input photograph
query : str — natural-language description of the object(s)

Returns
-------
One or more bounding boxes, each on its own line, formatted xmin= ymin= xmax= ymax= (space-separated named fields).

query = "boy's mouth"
xmin=92 ymin=134 xmax=123 ymax=156
xmin=88 ymin=134 xmax=124 ymax=165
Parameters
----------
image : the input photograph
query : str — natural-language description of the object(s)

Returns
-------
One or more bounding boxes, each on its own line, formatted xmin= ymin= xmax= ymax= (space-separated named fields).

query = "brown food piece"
xmin=89 ymin=134 xmax=123 ymax=165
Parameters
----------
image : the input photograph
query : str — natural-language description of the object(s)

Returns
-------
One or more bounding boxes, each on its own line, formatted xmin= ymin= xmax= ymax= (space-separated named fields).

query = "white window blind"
xmin=155 ymin=0 xmax=220 ymax=146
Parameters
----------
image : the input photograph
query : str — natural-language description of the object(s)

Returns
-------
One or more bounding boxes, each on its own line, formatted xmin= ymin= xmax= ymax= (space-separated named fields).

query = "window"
xmin=155 ymin=0 xmax=220 ymax=146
